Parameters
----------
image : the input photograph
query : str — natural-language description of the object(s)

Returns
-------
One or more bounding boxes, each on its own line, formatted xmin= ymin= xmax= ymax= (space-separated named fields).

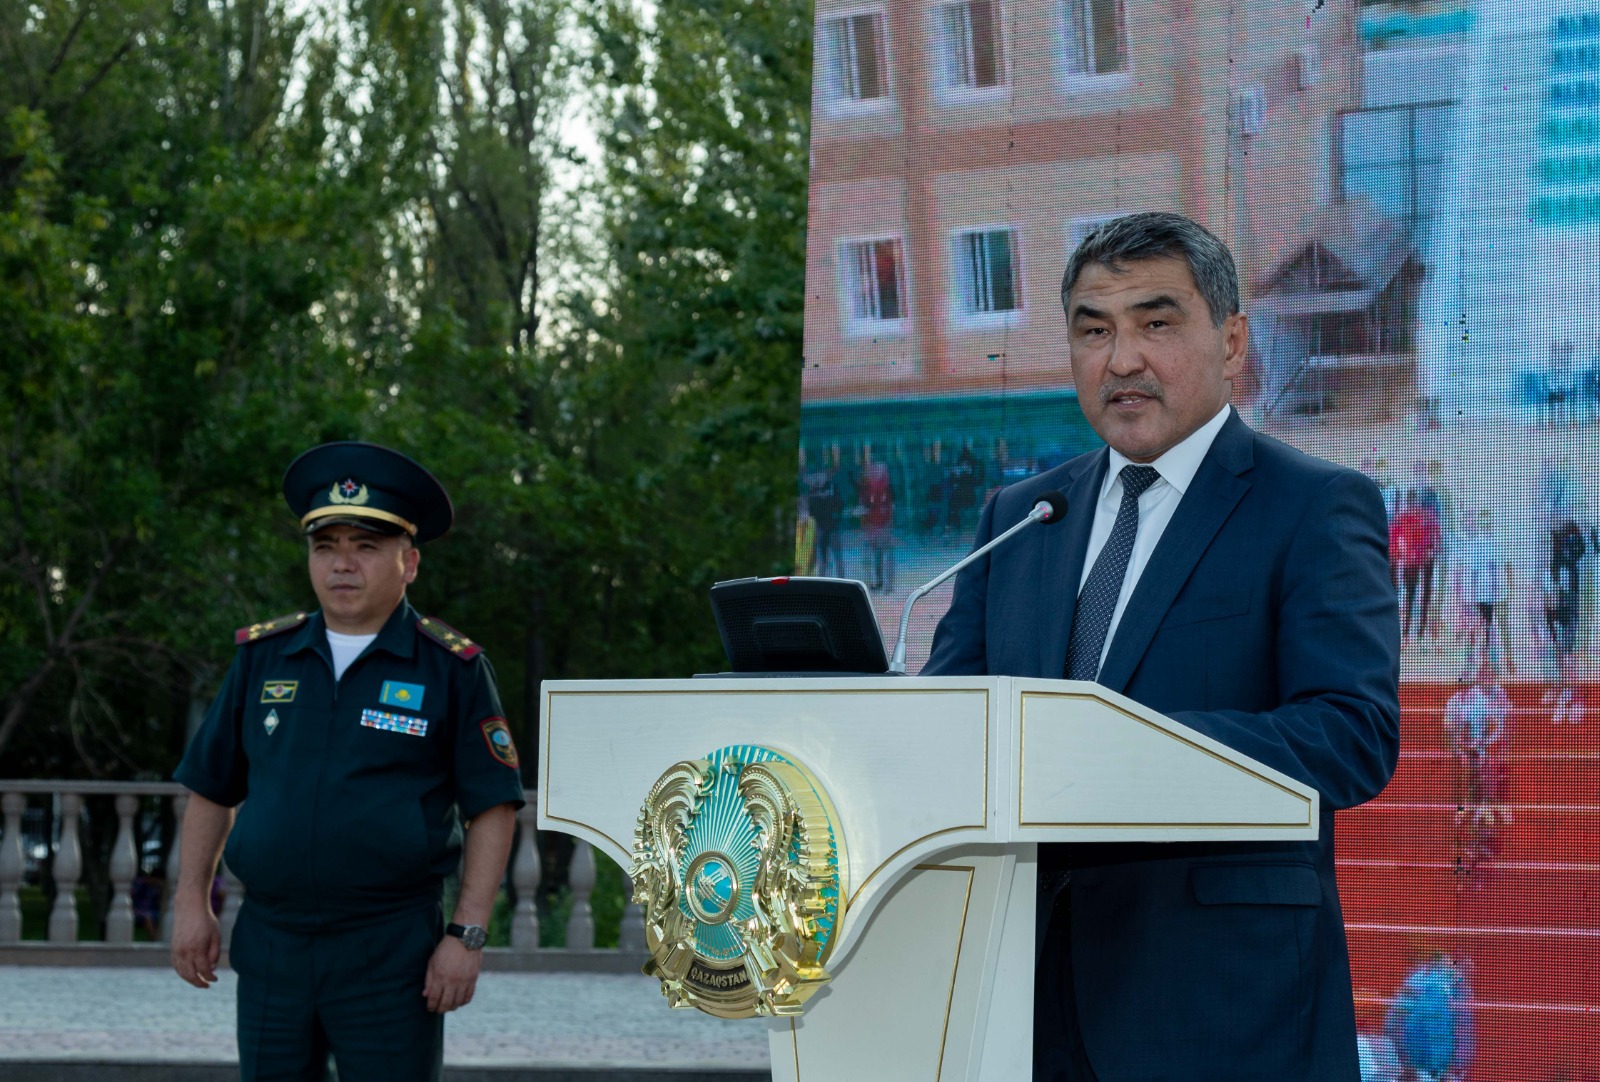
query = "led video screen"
xmin=798 ymin=2 xmax=1598 ymax=1078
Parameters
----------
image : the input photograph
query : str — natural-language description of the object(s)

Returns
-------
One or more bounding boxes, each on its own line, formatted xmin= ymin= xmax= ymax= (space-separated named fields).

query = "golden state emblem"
xmin=631 ymin=744 xmax=846 ymax=1019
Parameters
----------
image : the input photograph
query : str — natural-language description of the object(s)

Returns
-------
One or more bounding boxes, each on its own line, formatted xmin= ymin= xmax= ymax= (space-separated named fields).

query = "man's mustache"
xmin=1099 ymin=379 xmax=1164 ymax=404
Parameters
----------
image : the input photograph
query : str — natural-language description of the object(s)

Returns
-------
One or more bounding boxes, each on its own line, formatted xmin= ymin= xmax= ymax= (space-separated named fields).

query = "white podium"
xmin=538 ymin=676 xmax=1316 ymax=1081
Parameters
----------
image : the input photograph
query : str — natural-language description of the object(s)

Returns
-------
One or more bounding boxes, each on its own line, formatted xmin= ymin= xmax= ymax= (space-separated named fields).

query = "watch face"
xmin=452 ymin=924 xmax=488 ymax=950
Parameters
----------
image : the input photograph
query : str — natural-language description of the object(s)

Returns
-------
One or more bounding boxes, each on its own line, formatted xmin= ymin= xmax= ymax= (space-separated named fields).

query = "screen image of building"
xmin=796 ymin=3 xmax=1600 ymax=1076
xmin=803 ymin=0 xmax=1364 ymax=417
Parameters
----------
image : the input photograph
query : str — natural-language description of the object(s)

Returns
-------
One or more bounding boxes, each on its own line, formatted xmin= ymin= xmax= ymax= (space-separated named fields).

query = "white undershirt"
xmin=1077 ymin=403 xmax=1232 ymax=672
xmin=326 ymin=629 xmax=377 ymax=681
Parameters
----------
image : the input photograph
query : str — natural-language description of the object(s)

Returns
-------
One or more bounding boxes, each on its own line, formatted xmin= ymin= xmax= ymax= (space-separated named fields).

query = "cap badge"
xmin=329 ymin=478 xmax=371 ymax=506
xmin=264 ymin=709 xmax=280 ymax=735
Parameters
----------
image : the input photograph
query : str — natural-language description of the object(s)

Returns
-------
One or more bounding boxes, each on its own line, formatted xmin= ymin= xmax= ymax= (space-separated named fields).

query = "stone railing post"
xmin=510 ymin=803 xmax=541 ymax=952
xmin=0 ymin=791 xmax=25 ymax=943
xmin=565 ymin=839 xmax=595 ymax=949
xmin=618 ymin=870 xmax=646 ymax=953
xmin=161 ymin=791 xmax=187 ymax=944
xmin=106 ymin=793 xmax=139 ymax=943
xmin=48 ymin=792 xmax=83 ymax=942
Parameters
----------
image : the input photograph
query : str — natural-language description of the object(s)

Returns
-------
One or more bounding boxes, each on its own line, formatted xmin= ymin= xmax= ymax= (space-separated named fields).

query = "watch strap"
xmin=445 ymin=922 xmax=487 ymax=949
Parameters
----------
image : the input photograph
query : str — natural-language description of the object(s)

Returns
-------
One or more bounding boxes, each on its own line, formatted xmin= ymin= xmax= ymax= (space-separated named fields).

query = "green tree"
xmin=564 ymin=0 xmax=810 ymax=679
xmin=1 ymin=0 xmax=814 ymax=783
xmin=0 ymin=0 xmax=446 ymax=774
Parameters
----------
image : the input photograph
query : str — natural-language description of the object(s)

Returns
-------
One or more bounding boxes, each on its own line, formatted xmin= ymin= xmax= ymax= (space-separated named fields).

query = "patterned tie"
xmin=1065 ymin=464 xmax=1162 ymax=681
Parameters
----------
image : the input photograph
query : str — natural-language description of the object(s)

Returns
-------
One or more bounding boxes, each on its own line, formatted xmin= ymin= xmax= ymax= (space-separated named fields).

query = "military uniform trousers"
xmin=230 ymin=899 xmax=443 ymax=1082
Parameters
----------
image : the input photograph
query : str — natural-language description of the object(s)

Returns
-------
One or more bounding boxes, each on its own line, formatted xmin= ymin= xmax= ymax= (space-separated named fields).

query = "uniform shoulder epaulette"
xmin=417 ymin=616 xmax=483 ymax=660
xmin=235 ymin=611 xmax=310 ymax=646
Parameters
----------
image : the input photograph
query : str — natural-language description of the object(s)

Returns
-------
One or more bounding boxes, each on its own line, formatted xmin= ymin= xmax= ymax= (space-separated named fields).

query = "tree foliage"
xmin=1 ymin=0 xmax=442 ymax=774
xmin=0 ymin=0 xmax=808 ymax=780
xmin=570 ymin=0 xmax=809 ymax=676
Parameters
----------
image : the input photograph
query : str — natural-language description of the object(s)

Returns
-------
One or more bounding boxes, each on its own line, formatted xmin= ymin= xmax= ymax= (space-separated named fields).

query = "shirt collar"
xmin=1101 ymin=403 xmax=1232 ymax=500
xmin=282 ymin=610 xmax=325 ymax=657
xmin=282 ymin=598 xmax=417 ymax=660
xmin=368 ymin=598 xmax=419 ymax=659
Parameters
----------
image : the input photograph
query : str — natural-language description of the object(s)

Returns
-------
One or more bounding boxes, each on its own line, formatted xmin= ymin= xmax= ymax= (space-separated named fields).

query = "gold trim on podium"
xmin=788 ymin=863 xmax=978 ymax=1082
xmin=1017 ymin=690 xmax=1314 ymax=829
xmin=917 ymin=864 xmax=977 ymax=1081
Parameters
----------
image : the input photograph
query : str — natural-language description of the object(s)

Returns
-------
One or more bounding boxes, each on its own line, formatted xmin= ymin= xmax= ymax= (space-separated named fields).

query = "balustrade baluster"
xmin=161 ymin=791 xmax=187 ymax=943
xmin=565 ymin=839 xmax=595 ymax=949
xmin=48 ymin=792 xmax=83 ymax=942
xmin=619 ymin=873 xmax=646 ymax=953
xmin=106 ymin=793 xmax=139 ymax=943
xmin=0 ymin=792 xmax=24 ymax=943
xmin=510 ymin=803 xmax=541 ymax=951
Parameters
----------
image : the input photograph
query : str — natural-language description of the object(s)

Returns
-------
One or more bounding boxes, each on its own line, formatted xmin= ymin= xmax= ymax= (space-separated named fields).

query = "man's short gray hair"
xmin=1060 ymin=212 xmax=1240 ymax=327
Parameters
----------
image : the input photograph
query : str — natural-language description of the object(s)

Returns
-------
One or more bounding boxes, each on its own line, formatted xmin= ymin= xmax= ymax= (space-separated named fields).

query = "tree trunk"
xmin=0 ymin=661 xmax=56 ymax=766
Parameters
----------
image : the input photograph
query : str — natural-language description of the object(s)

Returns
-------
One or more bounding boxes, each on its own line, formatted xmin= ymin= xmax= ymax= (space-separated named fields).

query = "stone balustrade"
xmin=0 ymin=780 xmax=642 ymax=969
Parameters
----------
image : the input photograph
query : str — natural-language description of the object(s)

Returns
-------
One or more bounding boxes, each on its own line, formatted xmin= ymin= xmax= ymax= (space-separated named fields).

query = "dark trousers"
xmin=231 ymin=900 xmax=443 ymax=1082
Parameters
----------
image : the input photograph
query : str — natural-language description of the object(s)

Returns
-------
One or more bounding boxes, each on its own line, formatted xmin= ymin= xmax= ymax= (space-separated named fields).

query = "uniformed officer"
xmin=170 ymin=441 xmax=525 ymax=1082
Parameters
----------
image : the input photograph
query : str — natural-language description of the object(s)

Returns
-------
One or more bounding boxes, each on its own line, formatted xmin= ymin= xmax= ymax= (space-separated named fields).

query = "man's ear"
xmin=403 ymin=544 xmax=421 ymax=585
xmin=1222 ymin=311 xmax=1249 ymax=381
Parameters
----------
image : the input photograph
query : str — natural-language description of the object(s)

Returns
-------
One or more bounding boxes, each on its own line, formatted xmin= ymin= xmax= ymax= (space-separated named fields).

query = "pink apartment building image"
xmin=803 ymin=0 xmax=1366 ymax=408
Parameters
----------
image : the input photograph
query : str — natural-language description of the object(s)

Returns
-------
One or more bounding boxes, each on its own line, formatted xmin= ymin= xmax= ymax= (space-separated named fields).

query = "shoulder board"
xmin=417 ymin=616 xmax=483 ymax=660
xmin=235 ymin=611 xmax=310 ymax=646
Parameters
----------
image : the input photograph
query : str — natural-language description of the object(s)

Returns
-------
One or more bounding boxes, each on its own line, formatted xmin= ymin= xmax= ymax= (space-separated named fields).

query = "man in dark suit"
xmin=924 ymin=212 xmax=1400 ymax=1082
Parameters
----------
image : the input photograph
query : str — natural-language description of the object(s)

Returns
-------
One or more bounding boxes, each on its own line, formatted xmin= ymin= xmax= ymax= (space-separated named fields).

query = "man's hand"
xmin=170 ymin=895 xmax=222 ymax=989
xmin=423 ymin=934 xmax=483 ymax=1013
xmin=168 ymin=792 xmax=232 ymax=989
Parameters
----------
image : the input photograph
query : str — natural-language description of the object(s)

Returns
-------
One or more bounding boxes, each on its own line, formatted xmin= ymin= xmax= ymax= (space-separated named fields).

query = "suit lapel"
xmin=1096 ymin=414 xmax=1255 ymax=693
xmin=1037 ymin=449 xmax=1109 ymax=678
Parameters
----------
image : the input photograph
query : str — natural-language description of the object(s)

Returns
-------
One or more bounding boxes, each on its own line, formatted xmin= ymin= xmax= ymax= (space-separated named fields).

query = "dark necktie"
xmin=1065 ymin=464 xmax=1162 ymax=680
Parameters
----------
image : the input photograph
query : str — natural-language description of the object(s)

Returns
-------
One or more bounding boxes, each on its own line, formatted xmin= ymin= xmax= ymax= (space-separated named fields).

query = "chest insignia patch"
xmin=479 ymin=717 xmax=519 ymax=768
xmin=379 ymin=681 xmax=426 ymax=711
xmin=264 ymin=710 xmax=280 ymax=735
xmin=260 ymin=680 xmax=299 ymax=704
xmin=361 ymin=707 xmax=429 ymax=738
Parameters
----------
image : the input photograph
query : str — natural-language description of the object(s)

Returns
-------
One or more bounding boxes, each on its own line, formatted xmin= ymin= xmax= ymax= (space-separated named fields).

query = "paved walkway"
xmin=0 ymin=967 xmax=770 ymax=1072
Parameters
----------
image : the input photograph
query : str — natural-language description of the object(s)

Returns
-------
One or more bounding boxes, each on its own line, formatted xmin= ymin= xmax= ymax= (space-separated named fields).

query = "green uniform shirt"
xmin=175 ymin=600 xmax=525 ymax=929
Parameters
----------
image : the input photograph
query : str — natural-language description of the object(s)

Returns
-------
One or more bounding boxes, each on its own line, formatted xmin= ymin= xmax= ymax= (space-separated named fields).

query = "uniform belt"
xmin=240 ymin=883 xmax=442 ymax=934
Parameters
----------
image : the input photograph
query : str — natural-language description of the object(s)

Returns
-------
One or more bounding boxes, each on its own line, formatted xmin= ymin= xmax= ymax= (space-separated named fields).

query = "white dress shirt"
xmin=1077 ymin=403 xmax=1233 ymax=671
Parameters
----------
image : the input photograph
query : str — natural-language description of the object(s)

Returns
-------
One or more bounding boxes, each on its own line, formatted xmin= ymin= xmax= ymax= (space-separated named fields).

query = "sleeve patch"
xmin=417 ymin=616 xmax=484 ymax=660
xmin=479 ymin=717 xmax=520 ymax=768
xmin=235 ymin=611 xmax=310 ymax=646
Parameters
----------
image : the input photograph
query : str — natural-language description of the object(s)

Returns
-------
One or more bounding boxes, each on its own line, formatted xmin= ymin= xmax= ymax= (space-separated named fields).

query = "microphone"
xmin=889 ymin=490 xmax=1067 ymax=674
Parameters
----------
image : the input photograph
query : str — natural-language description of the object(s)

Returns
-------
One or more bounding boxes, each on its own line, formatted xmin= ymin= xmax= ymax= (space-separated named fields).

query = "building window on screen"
xmin=821 ymin=11 xmax=891 ymax=108
xmin=841 ymin=237 xmax=909 ymax=334
xmin=938 ymin=1 xmax=1007 ymax=95
xmin=1063 ymin=0 xmax=1128 ymax=78
xmin=953 ymin=228 xmax=1022 ymax=325
xmin=1337 ymin=102 xmax=1455 ymax=228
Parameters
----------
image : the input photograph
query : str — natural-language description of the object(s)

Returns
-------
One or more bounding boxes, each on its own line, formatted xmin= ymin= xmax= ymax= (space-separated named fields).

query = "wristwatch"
xmin=445 ymin=922 xmax=488 ymax=950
